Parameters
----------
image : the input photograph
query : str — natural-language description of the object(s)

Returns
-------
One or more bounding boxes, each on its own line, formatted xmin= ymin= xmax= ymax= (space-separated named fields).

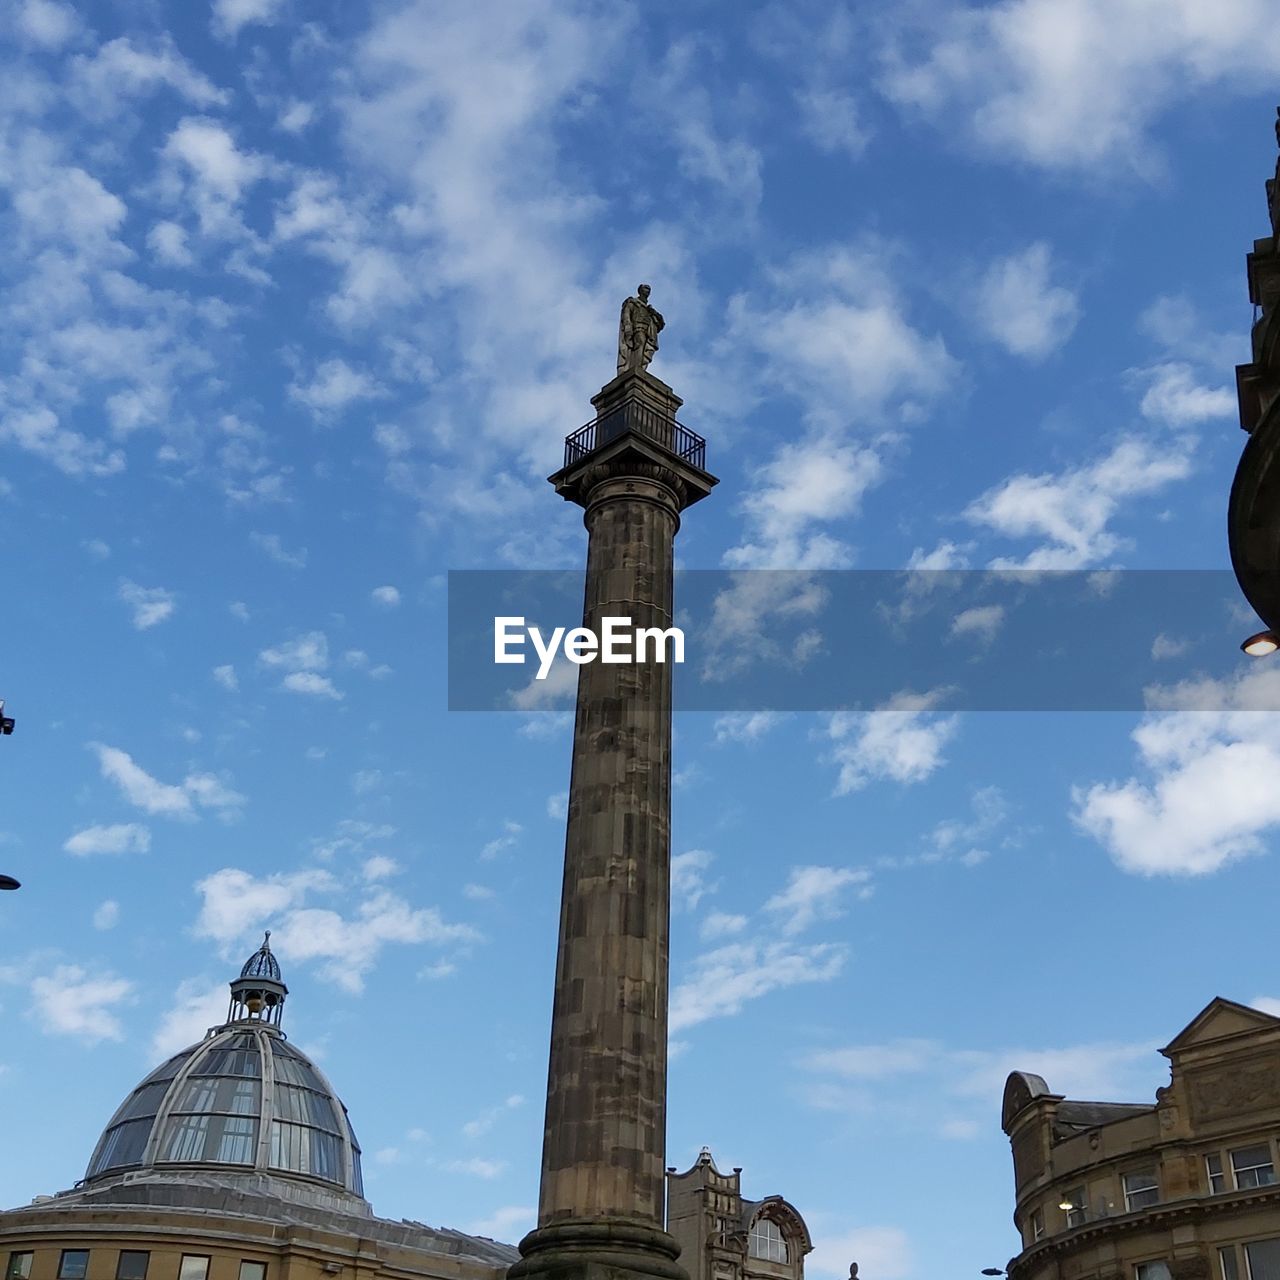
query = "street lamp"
xmin=1242 ymin=629 xmax=1280 ymax=656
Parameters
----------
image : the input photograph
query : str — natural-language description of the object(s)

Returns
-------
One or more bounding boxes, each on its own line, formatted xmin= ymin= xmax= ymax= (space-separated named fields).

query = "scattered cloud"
xmin=29 ymin=965 xmax=134 ymax=1043
xmin=92 ymin=900 xmax=120 ymax=930
xmin=212 ymin=664 xmax=238 ymax=691
xmin=827 ymin=691 xmax=958 ymax=793
xmin=1074 ymin=673 xmax=1280 ymax=875
xmin=481 ymin=821 xmax=522 ymax=861
xmin=670 ymin=938 xmax=845 ymax=1033
xmin=965 ymin=435 xmax=1193 ymax=569
xmin=880 ymin=0 xmax=1280 ymax=173
xmin=372 ymin=585 xmax=401 ymax=607
xmin=764 ymin=865 xmax=872 ymax=936
xmin=119 ymin=580 xmax=176 ymax=629
xmin=211 ymin=0 xmax=284 ymax=40
xmin=250 ymin=531 xmax=308 ymax=569
xmin=974 ymin=242 xmax=1080 ymax=359
xmin=150 ymin=978 xmax=228 ymax=1057
xmin=1138 ymin=362 xmax=1234 ymax=426
xmin=64 ymin=822 xmax=151 ymax=856
xmin=671 ymin=849 xmax=717 ymax=912
xmin=713 ymin=711 xmax=785 ymax=744
xmin=91 ymin=744 xmax=244 ymax=819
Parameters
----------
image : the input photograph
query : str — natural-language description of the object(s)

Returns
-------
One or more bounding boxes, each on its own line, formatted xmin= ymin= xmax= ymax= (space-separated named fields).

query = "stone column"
xmin=511 ymin=368 xmax=715 ymax=1280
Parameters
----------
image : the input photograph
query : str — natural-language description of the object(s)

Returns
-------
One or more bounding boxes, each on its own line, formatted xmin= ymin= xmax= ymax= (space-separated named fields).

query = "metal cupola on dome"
xmin=228 ymin=930 xmax=288 ymax=1027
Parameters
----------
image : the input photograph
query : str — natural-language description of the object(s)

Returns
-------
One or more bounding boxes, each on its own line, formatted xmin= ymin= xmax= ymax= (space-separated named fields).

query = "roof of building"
xmin=83 ymin=938 xmax=363 ymax=1205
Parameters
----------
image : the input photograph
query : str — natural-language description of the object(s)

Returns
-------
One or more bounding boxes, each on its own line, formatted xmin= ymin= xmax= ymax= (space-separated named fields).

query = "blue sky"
xmin=3 ymin=0 xmax=1280 ymax=1277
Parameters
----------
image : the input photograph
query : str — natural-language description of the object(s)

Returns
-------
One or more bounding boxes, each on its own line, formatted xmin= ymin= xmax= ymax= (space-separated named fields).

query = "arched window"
xmin=749 ymin=1217 xmax=789 ymax=1264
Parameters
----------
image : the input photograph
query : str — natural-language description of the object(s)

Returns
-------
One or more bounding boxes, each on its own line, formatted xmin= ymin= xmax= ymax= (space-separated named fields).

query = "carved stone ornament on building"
xmin=1187 ymin=1064 xmax=1280 ymax=1121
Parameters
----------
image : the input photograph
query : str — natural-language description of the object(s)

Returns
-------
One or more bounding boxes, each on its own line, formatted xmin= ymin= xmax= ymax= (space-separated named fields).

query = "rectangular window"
xmin=1063 ymin=1186 xmax=1087 ymax=1228
xmin=238 ymin=1264 xmax=266 ymax=1280
xmin=1221 ymin=1247 xmax=1240 ymax=1280
xmin=1124 ymin=1170 xmax=1160 ymax=1212
xmin=1031 ymin=1209 xmax=1044 ymax=1243
xmin=118 ymin=1253 xmax=150 ymax=1280
xmin=1137 ymin=1264 xmax=1172 ymax=1280
xmin=59 ymin=1253 xmax=90 ymax=1280
xmin=6 ymin=1255 xmax=33 ymax=1280
xmin=1245 ymin=1240 xmax=1280 ymax=1280
xmin=1232 ymin=1146 xmax=1277 ymax=1189
xmin=1208 ymin=1154 xmax=1226 ymax=1194
xmin=178 ymin=1258 xmax=210 ymax=1280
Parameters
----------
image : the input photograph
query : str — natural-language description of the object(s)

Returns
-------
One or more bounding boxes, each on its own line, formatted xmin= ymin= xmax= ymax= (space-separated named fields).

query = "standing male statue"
xmin=617 ymin=283 xmax=664 ymax=374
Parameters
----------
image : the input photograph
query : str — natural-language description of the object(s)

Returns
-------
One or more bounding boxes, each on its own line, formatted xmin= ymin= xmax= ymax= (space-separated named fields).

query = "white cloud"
xmin=371 ymin=585 xmax=401 ymax=607
xmin=880 ymin=0 xmax=1280 ymax=173
xmin=282 ymin=671 xmax=343 ymax=700
xmin=965 ymin=435 xmax=1194 ymax=569
xmin=462 ymin=1093 xmax=524 ymax=1138
xmin=726 ymin=439 xmax=881 ymax=569
xmin=362 ymin=855 xmax=399 ymax=881
xmin=29 ymin=965 xmax=134 ymax=1043
xmin=1073 ymin=678 xmax=1280 ymax=875
xmin=148 ymin=221 xmax=194 ymax=267
xmin=259 ymin=632 xmax=341 ymax=697
xmin=670 ymin=938 xmax=845 ymax=1032
xmin=164 ymin=115 xmax=265 ymax=207
xmin=93 ymin=900 xmax=120 ymax=930
xmin=91 ymin=744 xmax=244 ymax=819
xmin=118 ymin=580 xmax=175 ymax=629
xmin=1151 ymin=634 xmax=1190 ymax=660
xmin=764 ymin=865 xmax=872 ymax=936
xmin=64 ymin=823 xmax=151 ymax=856
xmin=211 ymin=0 xmax=285 ymax=40
xmin=250 ymin=532 xmax=308 ymax=568
xmin=150 ymin=979 xmax=228 ymax=1057
xmin=827 ymin=691 xmax=958 ymax=794
xmin=546 ymin=791 xmax=568 ymax=820
xmin=70 ymin=37 xmax=229 ymax=114
xmin=288 ymin=358 xmax=384 ymax=418
xmin=700 ymin=911 xmax=748 ymax=941
xmin=713 ymin=711 xmax=785 ymax=744
xmin=17 ymin=0 xmax=80 ymax=48
xmin=975 ymin=243 xmax=1080 ymax=359
xmin=950 ymin=604 xmax=1005 ymax=642
xmin=481 ymin=821 xmax=522 ymax=860
xmin=1139 ymin=362 xmax=1235 ymax=425
xmin=671 ymin=849 xmax=716 ymax=912
xmin=212 ymin=664 xmax=238 ymax=691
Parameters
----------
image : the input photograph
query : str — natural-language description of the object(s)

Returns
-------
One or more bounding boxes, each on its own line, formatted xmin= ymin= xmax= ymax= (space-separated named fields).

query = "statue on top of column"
xmin=617 ymin=283 xmax=664 ymax=374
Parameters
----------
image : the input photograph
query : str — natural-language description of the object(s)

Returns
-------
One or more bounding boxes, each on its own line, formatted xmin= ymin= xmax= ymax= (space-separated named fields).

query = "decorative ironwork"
xmin=564 ymin=399 xmax=706 ymax=471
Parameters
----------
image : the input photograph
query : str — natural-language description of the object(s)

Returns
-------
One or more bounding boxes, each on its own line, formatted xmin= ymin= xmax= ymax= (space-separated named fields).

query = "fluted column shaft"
xmin=538 ymin=470 xmax=680 ymax=1228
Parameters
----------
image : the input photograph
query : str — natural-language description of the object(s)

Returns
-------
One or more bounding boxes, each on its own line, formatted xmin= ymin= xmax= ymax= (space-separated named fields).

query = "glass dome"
xmin=84 ymin=941 xmax=363 ymax=1198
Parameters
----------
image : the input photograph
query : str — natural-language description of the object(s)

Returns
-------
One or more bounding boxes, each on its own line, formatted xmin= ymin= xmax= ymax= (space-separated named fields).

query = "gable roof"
xmin=1162 ymin=997 xmax=1280 ymax=1055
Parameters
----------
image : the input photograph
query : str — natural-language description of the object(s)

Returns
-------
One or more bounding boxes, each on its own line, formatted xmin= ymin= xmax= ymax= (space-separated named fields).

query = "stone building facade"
xmin=1002 ymin=999 xmax=1280 ymax=1280
xmin=667 ymin=1150 xmax=811 ymax=1280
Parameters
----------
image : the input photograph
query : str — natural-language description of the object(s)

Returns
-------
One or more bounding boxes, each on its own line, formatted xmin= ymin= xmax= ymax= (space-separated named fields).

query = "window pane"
xmin=90 ymin=1118 xmax=155 ymax=1176
xmin=1246 ymin=1240 xmax=1280 ymax=1280
xmin=1208 ymin=1155 xmax=1226 ymax=1194
xmin=161 ymin=1115 xmax=210 ymax=1162
xmin=118 ymin=1252 xmax=150 ymax=1280
xmin=748 ymin=1219 xmax=789 ymax=1264
xmin=239 ymin=1263 xmax=266 ymax=1280
xmin=6 ymin=1254 xmax=34 ymax=1280
xmin=59 ymin=1252 xmax=90 ymax=1280
xmin=178 ymin=1258 xmax=210 ymax=1280
xmin=1137 ymin=1264 xmax=1171 ymax=1280
xmin=1221 ymin=1248 xmax=1240 ymax=1280
xmin=1124 ymin=1171 xmax=1160 ymax=1211
xmin=1232 ymin=1146 xmax=1276 ymax=1189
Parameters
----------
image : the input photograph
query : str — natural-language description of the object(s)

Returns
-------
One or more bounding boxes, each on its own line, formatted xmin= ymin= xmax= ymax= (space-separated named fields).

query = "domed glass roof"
xmin=84 ymin=941 xmax=363 ymax=1198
